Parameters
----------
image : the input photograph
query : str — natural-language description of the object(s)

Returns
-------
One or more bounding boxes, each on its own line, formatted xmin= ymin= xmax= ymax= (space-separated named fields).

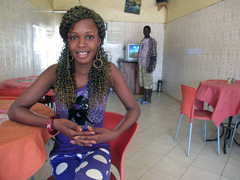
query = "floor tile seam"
xmin=197 ymin=139 xmax=233 ymax=171
xmin=190 ymin=163 xmax=224 ymax=176
xmin=225 ymin=159 xmax=240 ymax=167
xmin=178 ymin=151 xmax=203 ymax=180
xmin=221 ymin=145 xmax=234 ymax=178
xmin=129 ymin=153 xmax=165 ymax=169
xmin=173 ymin=144 xmax=204 ymax=179
xmin=126 ymin=138 xmax=157 ymax=156
xmin=197 ymin=150 xmax=229 ymax=164
xmin=137 ymin=163 xmax=180 ymax=180
xmin=155 ymin=140 xmax=178 ymax=148
xmin=151 ymin=156 xmax=190 ymax=179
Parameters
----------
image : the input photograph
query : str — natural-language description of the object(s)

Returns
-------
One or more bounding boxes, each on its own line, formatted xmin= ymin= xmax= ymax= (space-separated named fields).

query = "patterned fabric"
xmin=50 ymin=148 xmax=111 ymax=180
xmin=138 ymin=37 xmax=157 ymax=73
xmin=50 ymin=84 xmax=109 ymax=156
xmin=138 ymin=38 xmax=149 ymax=67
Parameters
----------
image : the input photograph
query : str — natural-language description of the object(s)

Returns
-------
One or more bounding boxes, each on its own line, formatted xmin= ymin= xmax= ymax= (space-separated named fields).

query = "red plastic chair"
xmin=174 ymin=84 xmax=220 ymax=157
xmin=47 ymin=111 xmax=139 ymax=180
xmin=103 ymin=111 xmax=139 ymax=180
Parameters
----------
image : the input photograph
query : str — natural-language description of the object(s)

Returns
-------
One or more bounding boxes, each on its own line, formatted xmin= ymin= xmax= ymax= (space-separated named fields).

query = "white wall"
xmin=0 ymin=0 xmax=61 ymax=82
xmin=104 ymin=22 xmax=164 ymax=91
xmin=0 ymin=0 xmax=164 ymax=91
xmin=162 ymin=0 xmax=240 ymax=100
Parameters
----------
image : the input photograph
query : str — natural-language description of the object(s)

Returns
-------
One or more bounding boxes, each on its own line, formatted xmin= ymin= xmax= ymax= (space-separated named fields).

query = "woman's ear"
xmin=98 ymin=37 xmax=101 ymax=46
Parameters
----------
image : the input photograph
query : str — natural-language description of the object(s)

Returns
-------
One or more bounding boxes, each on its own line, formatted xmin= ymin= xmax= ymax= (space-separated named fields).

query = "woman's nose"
xmin=77 ymin=37 xmax=86 ymax=46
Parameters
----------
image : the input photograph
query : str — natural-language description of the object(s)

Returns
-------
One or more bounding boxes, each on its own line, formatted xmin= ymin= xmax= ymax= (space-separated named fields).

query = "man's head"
xmin=143 ymin=26 xmax=151 ymax=38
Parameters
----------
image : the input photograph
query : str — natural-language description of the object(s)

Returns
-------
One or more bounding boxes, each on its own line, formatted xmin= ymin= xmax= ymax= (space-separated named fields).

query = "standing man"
xmin=137 ymin=25 xmax=157 ymax=104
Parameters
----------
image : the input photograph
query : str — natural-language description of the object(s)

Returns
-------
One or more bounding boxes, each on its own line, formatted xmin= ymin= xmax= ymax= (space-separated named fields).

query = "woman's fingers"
xmin=66 ymin=122 xmax=82 ymax=132
xmin=70 ymin=139 xmax=96 ymax=146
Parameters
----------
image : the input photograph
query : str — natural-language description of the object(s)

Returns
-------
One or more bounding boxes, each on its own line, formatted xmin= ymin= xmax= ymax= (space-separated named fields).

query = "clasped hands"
xmin=53 ymin=118 xmax=119 ymax=147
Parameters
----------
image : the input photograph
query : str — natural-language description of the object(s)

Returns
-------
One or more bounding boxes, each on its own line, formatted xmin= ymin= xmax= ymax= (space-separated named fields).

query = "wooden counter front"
xmin=117 ymin=60 xmax=142 ymax=94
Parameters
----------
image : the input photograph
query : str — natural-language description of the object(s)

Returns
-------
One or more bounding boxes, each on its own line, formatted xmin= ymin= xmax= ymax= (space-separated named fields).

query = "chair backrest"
xmin=103 ymin=111 xmax=139 ymax=180
xmin=47 ymin=111 xmax=139 ymax=180
xmin=0 ymin=88 xmax=25 ymax=97
xmin=180 ymin=84 xmax=197 ymax=123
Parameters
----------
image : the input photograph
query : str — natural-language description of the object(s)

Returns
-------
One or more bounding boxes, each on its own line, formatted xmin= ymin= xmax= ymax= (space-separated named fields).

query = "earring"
xmin=93 ymin=48 xmax=103 ymax=69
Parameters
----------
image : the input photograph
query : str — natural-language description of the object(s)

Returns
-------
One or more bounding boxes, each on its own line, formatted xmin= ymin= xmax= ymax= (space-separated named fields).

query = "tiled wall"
xmin=104 ymin=22 xmax=164 ymax=91
xmin=0 ymin=0 xmax=165 ymax=91
xmin=0 ymin=0 xmax=61 ymax=82
xmin=163 ymin=0 xmax=240 ymax=100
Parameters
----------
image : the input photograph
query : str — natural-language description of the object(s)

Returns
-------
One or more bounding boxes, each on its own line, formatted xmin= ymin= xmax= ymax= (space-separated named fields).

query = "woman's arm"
xmin=8 ymin=65 xmax=57 ymax=127
xmin=70 ymin=62 xmax=140 ymax=146
xmin=75 ymin=63 xmax=140 ymax=144
xmin=109 ymin=62 xmax=141 ymax=135
xmin=8 ymin=65 xmax=93 ymax=144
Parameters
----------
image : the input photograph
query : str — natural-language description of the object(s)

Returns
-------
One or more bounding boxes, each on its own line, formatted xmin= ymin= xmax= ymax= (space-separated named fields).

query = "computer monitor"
xmin=125 ymin=43 xmax=140 ymax=61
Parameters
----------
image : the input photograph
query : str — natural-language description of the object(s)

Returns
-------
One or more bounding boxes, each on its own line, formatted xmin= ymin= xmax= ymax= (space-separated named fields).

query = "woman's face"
xmin=68 ymin=18 xmax=101 ymax=66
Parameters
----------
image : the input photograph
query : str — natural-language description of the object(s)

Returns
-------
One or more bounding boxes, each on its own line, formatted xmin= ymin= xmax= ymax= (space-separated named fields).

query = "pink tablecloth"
xmin=0 ymin=76 xmax=37 ymax=89
xmin=195 ymin=79 xmax=240 ymax=127
xmin=0 ymin=100 xmax=54 ymax=180
xmin=0 ymin=76 xmax=54 ymax=96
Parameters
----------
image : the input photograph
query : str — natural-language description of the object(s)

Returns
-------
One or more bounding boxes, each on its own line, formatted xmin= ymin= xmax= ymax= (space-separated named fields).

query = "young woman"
xmin=8 ymin=6 xmax=140 ymax=180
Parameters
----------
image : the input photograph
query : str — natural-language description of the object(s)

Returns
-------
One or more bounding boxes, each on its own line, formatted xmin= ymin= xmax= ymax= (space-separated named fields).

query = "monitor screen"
xmin=126 ymin=43 xmax=140 ymax=61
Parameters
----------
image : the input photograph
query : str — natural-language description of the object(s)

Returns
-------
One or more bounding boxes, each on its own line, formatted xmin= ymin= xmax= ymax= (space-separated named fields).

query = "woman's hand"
xmin=53 ymin=119 xmax=97 ymax=146
xmin=70 ymin=126 xmax=120 ymax=146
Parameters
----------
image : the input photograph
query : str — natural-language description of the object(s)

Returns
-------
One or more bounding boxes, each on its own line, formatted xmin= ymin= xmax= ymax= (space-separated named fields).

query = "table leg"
xmin=233 ymin=121 xmax=240 ymax=146
xmin=223 ymin=116 xmax=233 ymax=154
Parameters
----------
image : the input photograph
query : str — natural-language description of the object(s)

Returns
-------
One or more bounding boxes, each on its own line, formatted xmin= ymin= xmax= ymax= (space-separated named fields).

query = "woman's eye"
xmin=86 ymin=35 xmax=93 ymax=40
xmin=70 ymin=36 xmax=78 ymax=40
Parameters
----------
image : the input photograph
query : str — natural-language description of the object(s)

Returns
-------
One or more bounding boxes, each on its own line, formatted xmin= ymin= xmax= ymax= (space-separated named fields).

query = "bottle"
xmin=227 ymin=78 xmax=231 ymax=84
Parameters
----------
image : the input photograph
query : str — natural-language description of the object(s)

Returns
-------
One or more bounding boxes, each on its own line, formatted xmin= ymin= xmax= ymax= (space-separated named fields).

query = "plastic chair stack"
xmin=174 ymin=84 xmax=220 ymax=157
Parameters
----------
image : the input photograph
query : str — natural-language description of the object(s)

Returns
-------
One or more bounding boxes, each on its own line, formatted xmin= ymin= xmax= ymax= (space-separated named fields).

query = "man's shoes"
xmin=137 ymin=98 xmax=143 ymax=102
xmin=140 ymin=101 xmax=149 ymax=105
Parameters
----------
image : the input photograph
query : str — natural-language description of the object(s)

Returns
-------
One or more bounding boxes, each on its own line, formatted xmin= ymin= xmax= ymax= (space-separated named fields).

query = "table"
xmin=1 ymin=76 xmax=37 ymax=89
xmin=0 ymin=76 xmax=54 ymax=108
xmin=117 ymin=60 xmax=142 ymax=94
xmin=0 ymin=100 xmax=54 ymax=180
xmin=195 ymin=79 xmax=240 ymax=153
xmin=0 ymin=76 xmax=54 ymax=96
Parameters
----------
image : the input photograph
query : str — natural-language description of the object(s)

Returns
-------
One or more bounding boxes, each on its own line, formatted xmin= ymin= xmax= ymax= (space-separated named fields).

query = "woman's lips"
xmin=77 ymin=51 xmax=88 ymax=59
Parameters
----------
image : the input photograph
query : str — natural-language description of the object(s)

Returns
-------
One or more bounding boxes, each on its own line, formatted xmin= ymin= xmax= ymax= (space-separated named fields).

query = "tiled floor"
xmin=32 ymin=92 xmax=240 ymax=180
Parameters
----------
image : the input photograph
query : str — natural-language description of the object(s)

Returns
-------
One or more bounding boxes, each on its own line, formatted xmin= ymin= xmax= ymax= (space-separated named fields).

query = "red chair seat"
xmin=47 ymin=111 xmax=138 ymax=180
xmin=194 ymin=109 xmax=212 ymax=120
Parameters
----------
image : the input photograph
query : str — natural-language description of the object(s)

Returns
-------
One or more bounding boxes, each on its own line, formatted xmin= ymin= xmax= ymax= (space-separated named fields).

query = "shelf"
xmin=156 ymin=2 xmax=168 ymax=11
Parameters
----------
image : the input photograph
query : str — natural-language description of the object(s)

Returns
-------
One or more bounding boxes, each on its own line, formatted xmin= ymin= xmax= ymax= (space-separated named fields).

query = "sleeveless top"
xmin=50 ymin=84 xmax=109 ymax=156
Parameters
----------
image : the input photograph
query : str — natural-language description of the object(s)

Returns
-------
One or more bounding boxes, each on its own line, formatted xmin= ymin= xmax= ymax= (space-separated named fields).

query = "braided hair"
xmin=54 ymin=6 xmax=112 ymax=112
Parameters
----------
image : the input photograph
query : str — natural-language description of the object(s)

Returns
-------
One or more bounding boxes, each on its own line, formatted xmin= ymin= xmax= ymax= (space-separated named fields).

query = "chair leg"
xmin=175 ymin=114 xmax=183 ymax=142
xmin=202 ymin=105 xmax=210 ymax=133
xmin=187 ymin=123 xmax=193 ymax=157
xmin=230 ymin=117 xmax=240 ymax=149
xmin=204 ymin=120 xmax=207 ymax=141
xmin=217 ymin=126 xmax=220 ymax=155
